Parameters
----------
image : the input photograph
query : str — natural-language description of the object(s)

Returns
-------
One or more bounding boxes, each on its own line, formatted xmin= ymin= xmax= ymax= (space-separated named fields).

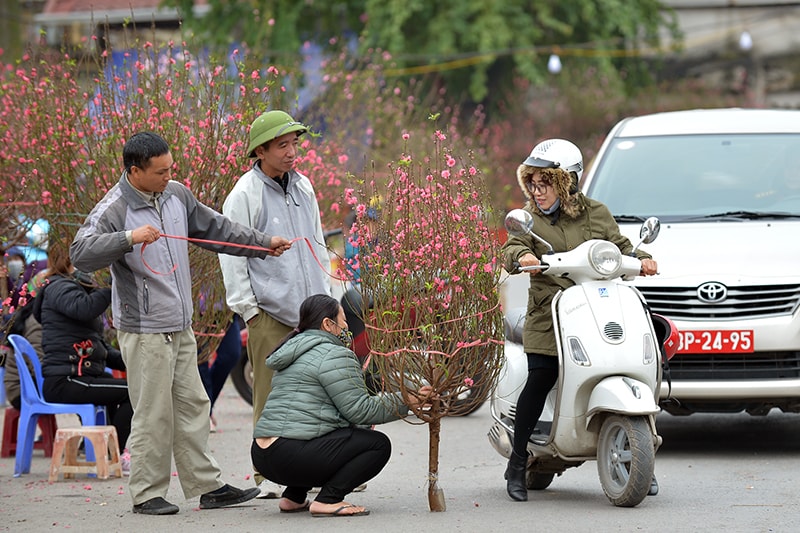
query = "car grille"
xmin=666 ymin=350 xmax=800 ymax=380
xmin=637 ymin=284 xmax=800 ymax=320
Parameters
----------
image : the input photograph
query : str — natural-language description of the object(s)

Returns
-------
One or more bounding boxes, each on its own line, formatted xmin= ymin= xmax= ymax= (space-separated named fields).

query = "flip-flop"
xmin=311 ymin=504 xmax=370 ymax=518
xmin=279 ymin=500 xmax=310 ymax=513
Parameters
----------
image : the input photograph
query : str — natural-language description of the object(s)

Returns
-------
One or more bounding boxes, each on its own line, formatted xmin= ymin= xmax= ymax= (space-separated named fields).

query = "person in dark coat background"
xmin=34 ymin=244 xmax=132 ymax=457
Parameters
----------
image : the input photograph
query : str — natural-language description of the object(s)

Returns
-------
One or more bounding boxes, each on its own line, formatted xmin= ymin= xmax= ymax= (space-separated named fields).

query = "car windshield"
xmin=585 ymin=134 xmax=800 ymax=222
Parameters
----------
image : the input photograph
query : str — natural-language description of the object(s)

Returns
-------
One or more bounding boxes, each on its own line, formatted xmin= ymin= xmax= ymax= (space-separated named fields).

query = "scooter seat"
xmin=504 ymin=307 xmax=527 ymax=344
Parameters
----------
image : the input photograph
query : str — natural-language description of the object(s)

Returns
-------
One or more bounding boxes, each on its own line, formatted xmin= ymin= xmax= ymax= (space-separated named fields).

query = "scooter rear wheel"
xmin=596 ymin=415 xmax=655 ymax=507
xmin=526 ymin=472 xmax=555 ymax=490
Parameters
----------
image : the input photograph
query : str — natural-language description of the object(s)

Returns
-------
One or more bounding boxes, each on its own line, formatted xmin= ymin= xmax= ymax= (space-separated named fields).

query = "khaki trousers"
xmin=119 ymin=329 xmax=223 ymax=505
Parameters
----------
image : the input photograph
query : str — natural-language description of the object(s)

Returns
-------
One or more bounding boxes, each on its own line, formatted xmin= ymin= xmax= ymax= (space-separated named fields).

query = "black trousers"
xmin=512 ymin=353 xmax=559 ymax=456
xmin=42 ymin=375 xmax=133 ymax=450
xmin=251 ymin=427 xmax=391 ymax=504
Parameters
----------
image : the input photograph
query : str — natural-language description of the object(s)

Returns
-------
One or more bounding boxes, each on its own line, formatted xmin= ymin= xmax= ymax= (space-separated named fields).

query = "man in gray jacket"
xmin=70 ymin=131 xmax=291 ymax=515
xmin=219 ymin=110 xmax=331 ymax=498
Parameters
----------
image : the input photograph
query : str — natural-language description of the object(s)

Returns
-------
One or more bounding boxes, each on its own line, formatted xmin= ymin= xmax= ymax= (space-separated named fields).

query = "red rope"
xmin=363 ymin=301 xmax=501 ymax=334
xmin=358 ymin=302 xmax=502 ymax=368
xmin=140 ymin=233 xmax=346 ymax=281
xmin=368 ymin=338 xmax=504 ymax=359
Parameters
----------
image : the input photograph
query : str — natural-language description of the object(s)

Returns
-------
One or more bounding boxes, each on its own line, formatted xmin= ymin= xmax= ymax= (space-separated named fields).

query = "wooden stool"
xmin=49 ymin=426 xmax=122 ymax=481
xmin=1 ymin=408 xmax=57 ymax=458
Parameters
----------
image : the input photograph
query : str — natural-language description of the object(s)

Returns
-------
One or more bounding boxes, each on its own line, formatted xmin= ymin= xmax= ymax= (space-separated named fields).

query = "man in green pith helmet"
xmin=219 ymin=110 xmax=331 ymax=498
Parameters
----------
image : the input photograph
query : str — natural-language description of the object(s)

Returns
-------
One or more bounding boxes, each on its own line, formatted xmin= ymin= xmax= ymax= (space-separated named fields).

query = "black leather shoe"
xmin=504 ymin=452 xmax=528 ymax=502
xmin=132 ymin=497 xmax=179 ymax=515
xmin=648 ymin=476 xmax=659 ymax=496
xmin=199 ymin=484 xmax=261 ymax=509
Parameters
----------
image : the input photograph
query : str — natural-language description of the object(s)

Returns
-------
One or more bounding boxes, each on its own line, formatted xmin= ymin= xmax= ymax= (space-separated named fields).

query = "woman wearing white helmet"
xmin=500 ymin=139 xmax=659 ymax=502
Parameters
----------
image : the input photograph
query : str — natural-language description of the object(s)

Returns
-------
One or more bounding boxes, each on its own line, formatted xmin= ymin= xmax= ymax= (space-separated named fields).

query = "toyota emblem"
xmin=697 ymin=282 xmax=728 ymax=303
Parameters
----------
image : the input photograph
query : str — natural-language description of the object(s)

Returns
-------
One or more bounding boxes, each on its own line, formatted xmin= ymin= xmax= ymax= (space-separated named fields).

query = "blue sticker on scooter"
xmin=598 ymin=287 xmax=609 ymax=297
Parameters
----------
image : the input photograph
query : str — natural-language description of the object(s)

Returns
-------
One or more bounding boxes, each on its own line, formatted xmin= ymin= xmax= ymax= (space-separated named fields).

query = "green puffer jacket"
xmin=502 ymin=194 xmax=651 ymax=357
xmin=254 ymin=329 xmax=408 ymax=440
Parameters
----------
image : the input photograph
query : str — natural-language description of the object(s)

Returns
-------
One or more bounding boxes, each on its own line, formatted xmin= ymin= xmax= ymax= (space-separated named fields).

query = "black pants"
xmin=42 ymin=375 xmax=133 ymax=450
xmin=251 ymin=427 xmax=391 ymax=504
xmin=512 ymin=353 xmax=559 ymax=456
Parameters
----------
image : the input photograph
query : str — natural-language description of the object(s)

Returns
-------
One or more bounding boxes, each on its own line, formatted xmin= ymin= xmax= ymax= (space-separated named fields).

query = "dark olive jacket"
xmin=502 ymin=194 xmax=651 ymax=356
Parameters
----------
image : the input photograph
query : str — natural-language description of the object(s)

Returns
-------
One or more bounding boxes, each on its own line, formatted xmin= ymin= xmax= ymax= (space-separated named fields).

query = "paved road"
xmin=2 ymin=382 xmax=799 ymax=532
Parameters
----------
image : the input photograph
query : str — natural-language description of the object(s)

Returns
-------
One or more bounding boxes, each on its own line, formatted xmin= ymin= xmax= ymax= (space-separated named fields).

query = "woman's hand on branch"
xmin=405 ymin=385 xmax=437 ymax=409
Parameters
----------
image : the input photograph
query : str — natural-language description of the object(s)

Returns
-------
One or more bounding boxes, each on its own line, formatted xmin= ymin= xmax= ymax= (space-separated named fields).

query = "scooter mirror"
xmin=639 ymin=217 xmax=661 ymax=244
xmin=505 ymin=208 xmax=555 ymax=254
xmin=504 ymin=209 xmax=534 ymax=238
xmin=631 ymin=216 xmax=661 ymax=256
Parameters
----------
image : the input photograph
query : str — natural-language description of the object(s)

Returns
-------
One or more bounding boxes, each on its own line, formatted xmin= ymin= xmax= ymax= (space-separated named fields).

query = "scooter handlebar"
xmin=518 ymin=264 xmax=547 ymax=272
xmin=511 ymin=260 xmax=548 ymax=273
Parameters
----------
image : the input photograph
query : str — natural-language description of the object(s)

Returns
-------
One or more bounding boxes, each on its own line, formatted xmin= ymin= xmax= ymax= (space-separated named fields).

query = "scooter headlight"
xmin=588 ymin=241 xmax=622 ymax=278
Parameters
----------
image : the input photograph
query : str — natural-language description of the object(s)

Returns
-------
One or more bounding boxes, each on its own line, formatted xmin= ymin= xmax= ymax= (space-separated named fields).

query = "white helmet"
xmin=523 ymin=138 xmax=583 ymax=181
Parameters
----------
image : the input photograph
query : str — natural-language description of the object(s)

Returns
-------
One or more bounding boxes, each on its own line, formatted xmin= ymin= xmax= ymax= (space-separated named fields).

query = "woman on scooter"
xmin=250 ymin=293 xmax=434 ymax=517
xmin=500 ymin=138 xmax=659 ymax=502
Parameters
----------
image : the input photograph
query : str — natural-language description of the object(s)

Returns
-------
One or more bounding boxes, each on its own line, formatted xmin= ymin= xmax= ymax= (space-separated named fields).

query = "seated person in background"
xmin=251 ymin=294 xmax=433 ymax=517
xmin=2 ymin=291 xmax=44 ymax=410
xmin=2 ymin=246 xmax=48 ymax=313
xmin=2 ymin=247 xmax=47 ymax=409
xmin=33 ymin=245 xmax=133 ymax=467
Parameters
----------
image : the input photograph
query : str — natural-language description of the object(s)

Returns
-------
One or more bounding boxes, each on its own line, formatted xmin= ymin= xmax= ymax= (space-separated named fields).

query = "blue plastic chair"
xmin=8 ymin=334 xmax=106 ymax=477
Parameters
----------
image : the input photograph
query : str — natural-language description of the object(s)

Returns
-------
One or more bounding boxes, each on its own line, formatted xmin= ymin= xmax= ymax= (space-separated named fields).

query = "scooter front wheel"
xmin=596 ymin=415 xmax=655 ymax=507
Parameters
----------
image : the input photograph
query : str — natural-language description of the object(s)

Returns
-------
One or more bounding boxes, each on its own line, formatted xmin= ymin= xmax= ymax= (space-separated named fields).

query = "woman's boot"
xmin=504 ymin=452 xmax=528 ymax=501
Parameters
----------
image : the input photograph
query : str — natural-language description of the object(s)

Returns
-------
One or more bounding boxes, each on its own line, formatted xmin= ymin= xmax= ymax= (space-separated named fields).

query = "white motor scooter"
xmin=488 ymin=209 xmax=668 ymax=507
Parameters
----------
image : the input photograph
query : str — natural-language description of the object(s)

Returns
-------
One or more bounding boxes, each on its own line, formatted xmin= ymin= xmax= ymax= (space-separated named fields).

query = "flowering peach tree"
xmin=0 ymin=34 xmax=349 ymax=358
xmin=2 ymin=33 xmax=505 ymax=512
xmin=344 ymin=125 xmax=504 ymax=511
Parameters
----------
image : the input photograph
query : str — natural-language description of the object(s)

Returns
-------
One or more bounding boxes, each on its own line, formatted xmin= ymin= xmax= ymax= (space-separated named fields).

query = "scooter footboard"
xmin=586 ymin=376 xmax=659 ymax=426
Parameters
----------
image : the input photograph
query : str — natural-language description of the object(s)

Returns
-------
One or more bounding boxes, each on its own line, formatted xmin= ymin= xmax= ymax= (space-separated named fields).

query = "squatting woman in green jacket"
xmin=251 ymin=294 xmax=433 ymax=518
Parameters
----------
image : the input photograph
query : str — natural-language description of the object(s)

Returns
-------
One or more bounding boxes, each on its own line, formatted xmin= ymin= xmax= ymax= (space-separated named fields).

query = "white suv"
xmin=582 ymin=108 xmax=800 ymax=416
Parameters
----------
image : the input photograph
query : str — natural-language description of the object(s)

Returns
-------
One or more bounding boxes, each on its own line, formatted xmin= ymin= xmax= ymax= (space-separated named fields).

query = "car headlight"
xmin=588 ymin=241 xmax=622 ymax=278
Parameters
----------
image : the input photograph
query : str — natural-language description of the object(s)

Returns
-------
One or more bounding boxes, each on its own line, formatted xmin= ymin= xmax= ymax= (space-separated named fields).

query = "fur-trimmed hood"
xmin=517 ymin=165 xmax=584 ymax=219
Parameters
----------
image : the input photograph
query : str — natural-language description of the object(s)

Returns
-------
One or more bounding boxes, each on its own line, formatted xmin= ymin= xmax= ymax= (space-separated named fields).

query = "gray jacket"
xmin=254 ymin=329 xmax=407 ymax=440
xmin=218 ymin=163 xmax=330 ymax=326
xmin=70 ymin=173 xmax=275 ymax=333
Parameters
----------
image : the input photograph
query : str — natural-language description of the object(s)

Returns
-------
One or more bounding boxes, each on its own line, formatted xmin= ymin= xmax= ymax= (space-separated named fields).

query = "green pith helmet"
xmin=247 ymin=110 xmax=308 ymax=157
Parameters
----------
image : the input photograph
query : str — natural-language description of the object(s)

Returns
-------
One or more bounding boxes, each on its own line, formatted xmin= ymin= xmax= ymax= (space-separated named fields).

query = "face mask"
xmin=7 ymin=259 xmax=24 ymax=280
xmin=337 ymin=327 xmax=354 ymax=348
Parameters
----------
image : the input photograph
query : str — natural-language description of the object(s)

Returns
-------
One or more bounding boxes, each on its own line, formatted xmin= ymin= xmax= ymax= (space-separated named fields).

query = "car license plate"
xmin=677 ymin=330 xmax=754 ymax=354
